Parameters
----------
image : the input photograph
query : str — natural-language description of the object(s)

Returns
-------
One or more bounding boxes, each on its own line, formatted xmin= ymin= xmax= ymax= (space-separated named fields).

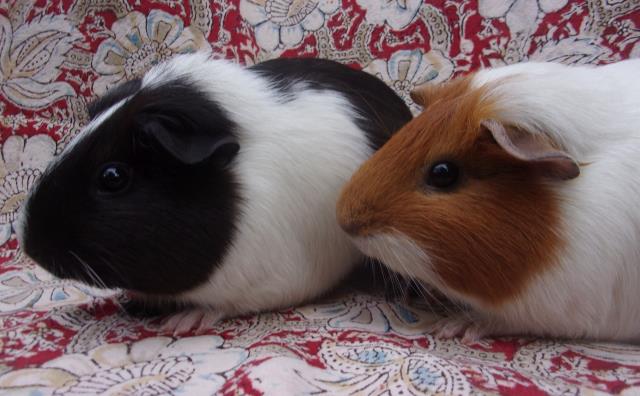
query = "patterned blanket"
xmin=1 ymin=1 xmax=640 ymax=394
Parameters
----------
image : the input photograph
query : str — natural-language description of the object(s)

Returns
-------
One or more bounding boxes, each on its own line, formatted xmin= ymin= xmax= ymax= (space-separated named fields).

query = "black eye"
xmin=427 ymin=161 xmax=460 ymax=189
xmin=98 ymin=163 xmax=131 ymax=193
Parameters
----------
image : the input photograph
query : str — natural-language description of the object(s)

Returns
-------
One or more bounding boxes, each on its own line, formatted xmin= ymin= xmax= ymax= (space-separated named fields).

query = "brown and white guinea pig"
xmin=337 ymin=59 xmax=640 ymax=342
xmin=17 ymin=52 xmax=412 ymax=330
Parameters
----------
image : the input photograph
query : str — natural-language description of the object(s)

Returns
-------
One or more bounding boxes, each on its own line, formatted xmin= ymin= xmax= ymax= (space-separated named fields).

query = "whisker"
xmin=69 ymin=250 xmax=123 ymax=310
xmin=95 ymin=254 xmax=127 ymax=286
xmin=370 ymin=234 xmax=469 ymax=319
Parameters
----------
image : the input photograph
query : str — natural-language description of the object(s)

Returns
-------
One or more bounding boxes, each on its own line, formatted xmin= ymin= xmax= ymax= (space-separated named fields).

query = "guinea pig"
xmin=337 ymin=59 xmax=640 ymax=342
xmin=17 ymin=52 xmax=412 ymax=332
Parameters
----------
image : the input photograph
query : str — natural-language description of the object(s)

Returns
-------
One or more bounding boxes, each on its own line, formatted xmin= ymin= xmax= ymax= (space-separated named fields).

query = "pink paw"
xmin=427 ymin=314 xmax=495 ymax=343
xmin=158 ymin=309 xmax=224 ymax=336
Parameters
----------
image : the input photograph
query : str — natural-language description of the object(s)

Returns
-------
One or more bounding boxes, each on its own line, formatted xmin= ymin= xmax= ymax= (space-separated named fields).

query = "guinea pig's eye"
xmin=97 ymin=163 xmax=132 ymax=193
xmin=427 ymin=161 xmax=460 ymax=189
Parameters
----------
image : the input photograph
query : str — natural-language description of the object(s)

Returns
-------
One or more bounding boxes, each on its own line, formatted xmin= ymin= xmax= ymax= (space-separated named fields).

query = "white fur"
xmin=475 ymin=60 xmax=640 ymax=341
xmin=142 ymin=53 xmax=371 ymax=316
xmin=353 ymin=232 xmax=482 ymax=309
xmin=361 ymin=60 xmax=640 ymax=341
xmin=353 ymin=232 xmax=437 ymax=286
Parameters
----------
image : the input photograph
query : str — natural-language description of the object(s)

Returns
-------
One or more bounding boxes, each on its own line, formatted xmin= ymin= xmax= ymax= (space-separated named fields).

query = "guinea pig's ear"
xmin=481 ymin=119 xmax=580 ymax=180
xmin=136 ymin=114 xmax=239 ymax=166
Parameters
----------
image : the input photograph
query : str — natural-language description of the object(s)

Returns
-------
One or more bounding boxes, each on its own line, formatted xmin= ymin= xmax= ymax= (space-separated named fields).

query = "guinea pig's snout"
xmin=17 ymin=198 xmax=65 ymax=272
xmin=337 ymin=194 xmax=376 ymax=237
xmin=339 ymin=217 xmax=370 ymax=235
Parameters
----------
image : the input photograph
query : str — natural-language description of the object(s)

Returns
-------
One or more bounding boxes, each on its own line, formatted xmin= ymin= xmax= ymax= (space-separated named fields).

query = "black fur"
xmin=250 ymin=58 xmax=413 ymax=150
xmin=22 ymin=78 xmax=239 ymax=295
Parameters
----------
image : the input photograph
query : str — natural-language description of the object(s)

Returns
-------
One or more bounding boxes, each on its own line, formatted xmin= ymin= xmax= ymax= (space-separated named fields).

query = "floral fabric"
xmin=1 ymin=0 xmax=640 ymax=394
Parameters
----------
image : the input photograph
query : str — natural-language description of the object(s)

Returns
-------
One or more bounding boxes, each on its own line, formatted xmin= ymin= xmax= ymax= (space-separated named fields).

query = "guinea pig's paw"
xmin=159 ymin=309 xmax=224 ymax=336
xmin=427 ymin=314 xmax=494 ymax=343
xmin=122 ymin=299 xmax=171 ymax=318
xmin=460 ymin=322 xmax=494 ymax=344
xmin=427 ymin=315 xmax=472 ymax=339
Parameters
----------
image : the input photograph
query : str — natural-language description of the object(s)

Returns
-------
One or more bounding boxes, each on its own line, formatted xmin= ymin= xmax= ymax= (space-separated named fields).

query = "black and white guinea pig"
xmin=17 ymin=52 xmax=412 ymax=325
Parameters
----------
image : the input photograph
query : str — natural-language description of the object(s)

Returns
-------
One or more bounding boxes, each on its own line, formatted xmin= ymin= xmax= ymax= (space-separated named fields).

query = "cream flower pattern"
xmin=0 ymin=265 xmax=114 ymax=313
xmin=478 ymin=0 xmax=571 ymax=63
xmin=530 ymin=36 xmax=608 ymax=64
xmin=246 ymin=341 xmax=472 ymax=395
xmin=246 ymin=339 xmax=640 ymax=395
xmin=364 ymin=49 xmax=454 ymax=111
xmin=0 ymin=336 xmax=248 ymax=396
xmin=0 ymin=134 xmax=56 ymax=246
xmin=298 ymin=293 xmax=438 ymax=335
xmin=92 ymin=10 xmax=212 ymax=95
xmin=356 ymin=0 xmax=422 ymax=30
xmin=0 ymin=14 xmax=81 ymax=109
xmin=240 ymin=0 xmax=340 ymax=51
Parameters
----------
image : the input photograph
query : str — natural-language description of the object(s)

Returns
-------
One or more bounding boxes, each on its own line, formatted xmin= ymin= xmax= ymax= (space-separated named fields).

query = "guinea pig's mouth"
xmin=66 ymin=250 xmax=123 ymax=288
xmin=26 ymin=249 xmax=129 ymax=290
xmin=350 ymin=232 xmax=437 ymax=284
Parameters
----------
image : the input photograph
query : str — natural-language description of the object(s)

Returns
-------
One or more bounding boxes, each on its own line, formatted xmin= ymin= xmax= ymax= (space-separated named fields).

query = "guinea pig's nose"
xmin=337 ymin=189 xmax=375 ymax=236
xmin=339 ymin=219 xmax=363 ymax=235
xmin=338 ymin=213 xmax=373 ymax=236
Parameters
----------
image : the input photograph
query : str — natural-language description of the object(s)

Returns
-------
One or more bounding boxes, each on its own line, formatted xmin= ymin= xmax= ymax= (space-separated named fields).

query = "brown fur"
xmin=337 ymin=77 xmax=564 ymax=307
